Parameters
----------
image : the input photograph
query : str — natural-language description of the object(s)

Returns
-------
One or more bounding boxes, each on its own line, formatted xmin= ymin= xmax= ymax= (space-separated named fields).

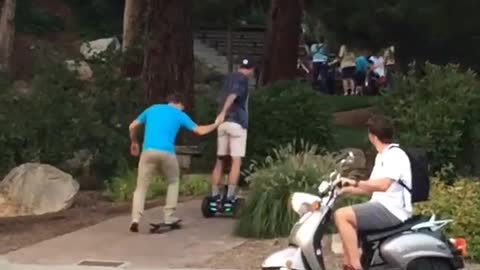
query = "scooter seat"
xmin=360 ymin=215 xmax=430 ymax=242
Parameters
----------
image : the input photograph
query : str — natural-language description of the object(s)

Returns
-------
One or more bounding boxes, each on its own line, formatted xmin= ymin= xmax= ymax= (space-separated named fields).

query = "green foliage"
xmin=248 ymin=80 xmax=334 ymax=161
xmin=333 ymin=126 xmax=369 ymax=150
xmin=104 ymin=172 xmax=209 ymax=202
xmin=415 ymin=178 xmax=480 ymax=261
xmin=376 ymin=63 xmax=480 ymax=173
xmin=313 ymin=0 xmax=480 ymax=71
xmin=193 ymin=0 xmax=268 ymax=26
xmin=16 ymin=0 xmax=65 ymax=34
xmin=0 ymin=44 xmax=142 ymax=184
xmin=65 ymin=0 xmax=124 ymax=38
xmin=317 ymin=96 xmax=374 ymax=113
xmin=234 ymin=142 xmax=337 ymax=238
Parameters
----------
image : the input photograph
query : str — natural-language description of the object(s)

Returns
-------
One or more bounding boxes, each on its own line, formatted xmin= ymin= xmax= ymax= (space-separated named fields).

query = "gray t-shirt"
xmin=218 ymin=72 xmax=249 ymax=129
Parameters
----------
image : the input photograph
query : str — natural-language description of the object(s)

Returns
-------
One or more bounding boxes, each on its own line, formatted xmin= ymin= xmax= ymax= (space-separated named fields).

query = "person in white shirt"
xmin=369 ymin=55 xmax=385 ymax=78
xmin=334 ymin=115 xmax=412 ymax=270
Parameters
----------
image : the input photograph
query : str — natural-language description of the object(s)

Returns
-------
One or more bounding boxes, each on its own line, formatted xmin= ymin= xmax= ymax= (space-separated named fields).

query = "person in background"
xmin=330 ymin=45 xmax=356 ymax=96
xmin=353 ymin=52 xmax=369 ymax=95
xmin=384 ymin=46 xmax=396 ymax=90
xmin=310 ymin=37 xmax=329 ymax=93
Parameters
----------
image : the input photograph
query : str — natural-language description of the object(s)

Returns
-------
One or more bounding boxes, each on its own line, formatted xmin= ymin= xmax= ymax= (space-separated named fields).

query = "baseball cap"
xmin=239 ymin=57 xmax=255 ymax=69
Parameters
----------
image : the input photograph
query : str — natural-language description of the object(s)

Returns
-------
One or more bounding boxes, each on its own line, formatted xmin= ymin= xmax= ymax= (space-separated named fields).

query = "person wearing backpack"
xmin=333 ymin=115 xmax=428 ymax=270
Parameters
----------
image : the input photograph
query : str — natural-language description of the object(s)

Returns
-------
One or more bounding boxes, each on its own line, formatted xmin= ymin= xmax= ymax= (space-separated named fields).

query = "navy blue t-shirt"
xmin=218 ymin=72 xmax=249 ymax=129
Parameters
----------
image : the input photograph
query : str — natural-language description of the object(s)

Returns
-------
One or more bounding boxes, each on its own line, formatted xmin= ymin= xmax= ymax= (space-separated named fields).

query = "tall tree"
xmin=142 ymin=0 xmax=194 ymax=110
xmin=122 ymin=0 xmax=145 ymax=51
xmin=260 ymin=0 xmax=302 ymax=85
xmin=0 ymin=0 xmax=16 ymax=74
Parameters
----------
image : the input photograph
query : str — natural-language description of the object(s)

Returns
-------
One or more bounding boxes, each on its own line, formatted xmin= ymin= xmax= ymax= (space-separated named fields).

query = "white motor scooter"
xmin=261 ymin=152 xmax=466 ymax=270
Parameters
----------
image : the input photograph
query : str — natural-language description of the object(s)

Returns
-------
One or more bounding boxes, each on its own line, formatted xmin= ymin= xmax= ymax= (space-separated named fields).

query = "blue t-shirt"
xmin=355 ymin=56 xmax=369 ymax=73
xmin=310 ymin=43 xmax=328 ymax=63
xmin=218 ymin=72 xmax=249 ymax=129
xmin=136 ymin=104 xmax=197 ymax=154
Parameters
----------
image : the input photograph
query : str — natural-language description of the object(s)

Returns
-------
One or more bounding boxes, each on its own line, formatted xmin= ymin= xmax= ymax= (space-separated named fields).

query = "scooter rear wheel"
xmin=407 ymin=258 xmax=455 ymax=270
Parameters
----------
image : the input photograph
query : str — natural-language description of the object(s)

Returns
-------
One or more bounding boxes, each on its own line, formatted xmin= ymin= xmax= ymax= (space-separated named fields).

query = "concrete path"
xmin=3 ymin=200 xmax=246 ymax=269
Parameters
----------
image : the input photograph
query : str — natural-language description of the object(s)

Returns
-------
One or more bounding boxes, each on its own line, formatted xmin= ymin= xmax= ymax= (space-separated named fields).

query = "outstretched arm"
xmin=181 ymin=112 xmax=223 ymax=136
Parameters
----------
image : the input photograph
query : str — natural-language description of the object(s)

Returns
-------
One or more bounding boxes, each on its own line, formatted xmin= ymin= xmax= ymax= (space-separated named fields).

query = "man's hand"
xmin=215 ymin=112 xmax=226 ymax=126
xmin=130 ymin=142 xmax=140 ymax=157
xmin=340 ymin=177 xmax=358 ymax=187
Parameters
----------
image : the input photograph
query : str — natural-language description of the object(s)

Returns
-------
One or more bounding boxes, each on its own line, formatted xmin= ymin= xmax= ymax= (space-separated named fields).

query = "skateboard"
xmin=149 ymin=220 xmax=182 ymax=234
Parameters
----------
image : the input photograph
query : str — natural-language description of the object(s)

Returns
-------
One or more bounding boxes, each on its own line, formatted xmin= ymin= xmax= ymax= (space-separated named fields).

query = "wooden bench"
xmin=175 ymin=145 xmax=202 ymax=174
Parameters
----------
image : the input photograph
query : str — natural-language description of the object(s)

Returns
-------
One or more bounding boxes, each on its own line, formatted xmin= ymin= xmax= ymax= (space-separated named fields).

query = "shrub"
xmin=16 ymin=0 xmax=65 ymax=34
xmin=248 ymin=80 xmax=334 ymax=161
xmin=104 ymin=171 xmax=210 ymax=202
xmin=415 ymin=178 xmax=480 ymax=261
xmin=317 ymin=95 xmax=375 ymax=113
xmin=377 ymin=63 xmax=480 ymax=174
xmin=234 ymin=141 xmax=337 ymax=238
xmin=0 ymin=45 xmax=142 ymax=184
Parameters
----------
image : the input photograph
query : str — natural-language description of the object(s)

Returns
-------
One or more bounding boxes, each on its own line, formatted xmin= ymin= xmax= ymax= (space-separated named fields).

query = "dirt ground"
xmin=333 ymin=107 xmax=378 ymax=128
xmin=0 ymin=192 xmax=193 ymax=255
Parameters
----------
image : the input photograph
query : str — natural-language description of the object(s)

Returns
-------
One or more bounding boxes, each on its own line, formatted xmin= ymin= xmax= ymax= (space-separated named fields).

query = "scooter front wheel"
xmin=406 ymin=258 xmax=455 ymax=270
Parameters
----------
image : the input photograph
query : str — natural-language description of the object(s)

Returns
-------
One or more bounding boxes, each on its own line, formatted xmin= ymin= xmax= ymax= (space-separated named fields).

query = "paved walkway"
xmin=2 ymin=200 xmax=245 ymax=269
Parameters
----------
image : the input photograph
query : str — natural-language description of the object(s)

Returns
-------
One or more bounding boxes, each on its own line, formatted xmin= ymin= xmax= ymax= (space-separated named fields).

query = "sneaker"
xmin=129 ymin=222 xmax=139 ymax=233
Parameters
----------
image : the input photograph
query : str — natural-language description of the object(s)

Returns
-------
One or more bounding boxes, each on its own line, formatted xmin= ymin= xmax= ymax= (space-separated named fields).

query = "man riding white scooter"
xmin=335 ymin=115 xmax=412 ymax=270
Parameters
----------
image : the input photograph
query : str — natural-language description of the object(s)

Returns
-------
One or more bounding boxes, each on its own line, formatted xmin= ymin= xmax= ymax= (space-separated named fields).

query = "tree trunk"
xmin=142 ymin=0 xmax=194 ymax=109
xmin=0 ymin=0 xmax=16 ymax=75
xmin=122 ymin=0 xmax=145 ymax=51
xmin=260 ymin=0 xmax=302 ymax=86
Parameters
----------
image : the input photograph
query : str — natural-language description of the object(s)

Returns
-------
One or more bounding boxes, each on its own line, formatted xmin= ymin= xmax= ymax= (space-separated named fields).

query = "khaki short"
xmin=217 ymin=121 xmax=247 ymax=157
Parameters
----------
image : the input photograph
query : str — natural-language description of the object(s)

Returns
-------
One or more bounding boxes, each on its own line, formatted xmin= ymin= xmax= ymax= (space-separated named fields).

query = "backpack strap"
xmin=398 ymin=180 xmax=412 ymax=193
xmin=386 ymin=144 xmax=412 ymax=194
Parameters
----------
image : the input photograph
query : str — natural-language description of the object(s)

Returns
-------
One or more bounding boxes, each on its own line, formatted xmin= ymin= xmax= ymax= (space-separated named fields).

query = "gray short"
xmin=351 ymin=202 xmax=402 ymax=231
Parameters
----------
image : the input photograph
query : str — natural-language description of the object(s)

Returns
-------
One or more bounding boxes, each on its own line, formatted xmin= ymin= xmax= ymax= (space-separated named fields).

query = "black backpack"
xmin=392 ymin=146 xmax=430 ymax=203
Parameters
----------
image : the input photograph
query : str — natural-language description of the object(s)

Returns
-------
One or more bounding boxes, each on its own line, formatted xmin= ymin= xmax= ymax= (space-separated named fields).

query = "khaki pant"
xmin=217 ymin=121 xmax=248 ymax=157
xmin=131 ymin=150 xmax=180 ymax=224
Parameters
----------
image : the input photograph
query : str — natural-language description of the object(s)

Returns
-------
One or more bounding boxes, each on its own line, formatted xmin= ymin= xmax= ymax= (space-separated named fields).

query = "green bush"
xmin=248 ymin=80 xmax=334 ymax=161
xmin=234 ymin=142 xmax=337 ymax=238
xmin=104 ymin=171 xmax=210 ymax=202
xmin=317 ymin=95 xmax=375 ymax=113
xmin=16 ymin=0 xmax=65 ymax=34
xmin=415 ymin=178 xmax=480 ymax=261
xmin=377 ymin=63 xmax=480 ymax=174
xmin=0 ymin=45 xmax=142 ymax=184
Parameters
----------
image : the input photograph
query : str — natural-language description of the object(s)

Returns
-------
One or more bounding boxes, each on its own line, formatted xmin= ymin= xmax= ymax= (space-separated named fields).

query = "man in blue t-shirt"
xmin=211 ymin=58 xmax=254 ymax=203
xmin=128 ymin=93 xmax=223 ymax=232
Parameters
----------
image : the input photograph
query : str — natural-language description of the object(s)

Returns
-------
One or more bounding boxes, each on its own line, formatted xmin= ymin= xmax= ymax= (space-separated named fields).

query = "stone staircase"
xmin=193 ymin=39 xmax=229 ymax=75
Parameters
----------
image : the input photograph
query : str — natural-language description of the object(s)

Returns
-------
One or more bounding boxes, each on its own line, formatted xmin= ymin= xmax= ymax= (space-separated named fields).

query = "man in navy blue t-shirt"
xmin=211 ymin=58 xmax=255 ymax=202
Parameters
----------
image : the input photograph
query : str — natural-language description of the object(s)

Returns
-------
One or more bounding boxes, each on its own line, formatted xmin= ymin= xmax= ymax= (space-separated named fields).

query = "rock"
xmin=0 ymin=163 xmax=79 ymax=217
xmin=12 ymin=80 xmax=31 ymax=95
xmin=80 ymin=37 xmax=121 ymax=60
xmin=65 ymin=60 xmax=93 ymax=80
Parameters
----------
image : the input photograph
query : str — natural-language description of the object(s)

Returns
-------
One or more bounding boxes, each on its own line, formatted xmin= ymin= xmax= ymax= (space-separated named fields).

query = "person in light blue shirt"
xmin=309 ymin=37 xmax=329 ymax=93
xmin=128 ymin=93 xmax=223 ymax=232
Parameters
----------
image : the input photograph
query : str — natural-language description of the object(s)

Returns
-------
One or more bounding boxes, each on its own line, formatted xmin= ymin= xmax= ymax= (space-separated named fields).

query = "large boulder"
xmin=80 ymin=37 xmax=121 ymax=60
xmin=0 ymin=163 xmax=79 ymax=217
